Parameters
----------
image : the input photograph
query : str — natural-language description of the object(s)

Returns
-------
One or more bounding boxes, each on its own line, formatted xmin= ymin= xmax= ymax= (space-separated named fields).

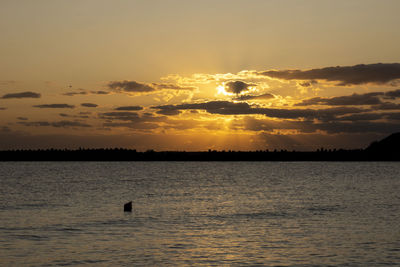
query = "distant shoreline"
xmin=0 ymin=149 xmax=398 ymax=161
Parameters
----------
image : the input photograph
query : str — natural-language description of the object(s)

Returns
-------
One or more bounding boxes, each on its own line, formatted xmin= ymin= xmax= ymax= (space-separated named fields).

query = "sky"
xmin=1 ymin=0 xmax=400 ymax=151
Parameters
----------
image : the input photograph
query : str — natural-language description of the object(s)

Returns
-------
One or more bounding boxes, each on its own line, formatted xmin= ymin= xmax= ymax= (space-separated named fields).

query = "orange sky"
xmin=1 ymin=1 xmax=400 ymax=150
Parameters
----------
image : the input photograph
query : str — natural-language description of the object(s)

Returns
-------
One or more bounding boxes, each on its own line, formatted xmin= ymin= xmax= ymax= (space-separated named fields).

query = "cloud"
xmin=91 ymin=90 xmax=111 ymax=95
xmin=17 ymin=117 xmax=28 ymax=121
xmin=63 ymin=89 xmax=112 ymax=96
xmin=153 ymin=101 xmax=366 ymax=119
xmin=81 ymin=103 xmax=98 ymax=108
xmin=33 ymin=104 xmax=75 ymax=108
xmin=296 ymin=89 xmax=400 ymax=107
xmin=100 ymin=112 xmax=168 ymax=130
xmin=299 ymin=80 xmax=318 ymax=87
xmin=18 ymin=120 xmax=91 ymax=128
xmin=58 ymin=113 xmax=90 ymax=119
xmin=238 ymin=114 xmax=400 ymax=136
xmin=258 ymin=63 xmax=400 ymax=85
xmin=63 ymin=91 xmax=88 ymax=96
xmin=100 ymin=111 xmax=140 ymax=121
xmin=108 ymin=80 xmax=197 ymax=94
xmin=108 ymin=80 xmax=155 ymax=93
xmin=316 ymin=121 xmax=400 ymax=134
xmin=385 ymin=113 xmax=400 ymax=120
xmin=114 ymin=106 xmax=143 ymax=111
xmin=225 ymin=81 xmax=255 ymax=94
xmin=233 ymin=93 xmax=274 ymax=101
xmin=338 ymin=112 xmax=400 ymax=121
xmin=0 ymin=107 xmax=6 ymax=110
xmin=336 ymin=113 xmax=387 ymax=121
xmin=373 ymin=102 xmax=400 ymax=110
xmin=1 ymin=91 xmax=41 ymax=99
xmin=151 ymin=83 xmax=197 ymax=91
xmin=383 ymin=89 xmax=400 ymax=99
xmin=296 ymin=92 xmax=384 ymax=106
xmin=155 ymin=108 xmax=181 ymax=116
xmin=102 ymin=122 xmax=160 ymax=130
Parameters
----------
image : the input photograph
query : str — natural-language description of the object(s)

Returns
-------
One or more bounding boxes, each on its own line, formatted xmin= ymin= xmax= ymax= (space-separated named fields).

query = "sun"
xmin=216 ymin=84 xmax=233 ymax=96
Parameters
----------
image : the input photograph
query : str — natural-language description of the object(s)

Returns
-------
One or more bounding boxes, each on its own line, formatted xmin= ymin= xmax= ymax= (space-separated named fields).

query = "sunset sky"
xmin=1 ymin=0 xmax=400 ymax=150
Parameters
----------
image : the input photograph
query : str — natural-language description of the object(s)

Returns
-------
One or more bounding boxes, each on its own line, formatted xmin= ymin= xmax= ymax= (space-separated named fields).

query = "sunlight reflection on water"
xmin=0 ymin=162 xmax=399 ymax=266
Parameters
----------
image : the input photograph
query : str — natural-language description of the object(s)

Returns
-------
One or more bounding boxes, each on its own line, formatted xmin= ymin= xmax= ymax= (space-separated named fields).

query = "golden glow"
xmin=216 ymin=85 xmax=229 ymax=96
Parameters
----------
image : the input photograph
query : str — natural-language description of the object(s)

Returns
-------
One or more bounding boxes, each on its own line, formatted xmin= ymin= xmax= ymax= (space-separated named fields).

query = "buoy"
xmin=124 ymin=201 xmax=132 ymax=212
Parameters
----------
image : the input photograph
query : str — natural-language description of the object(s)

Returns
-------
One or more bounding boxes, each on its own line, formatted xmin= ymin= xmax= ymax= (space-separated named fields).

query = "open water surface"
xmin=0 ymin=162 xmax=399 ymax=266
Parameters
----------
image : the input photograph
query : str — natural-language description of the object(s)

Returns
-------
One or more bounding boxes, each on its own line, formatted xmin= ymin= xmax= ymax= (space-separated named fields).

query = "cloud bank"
xmin=258 ymin=63 xmax=400 ymax=85
xmin=1 ymin=91 xmax=41 ymax=99
xmin=153 ymin=101 xmax=366 ymax=120
xmin=33 ymin=104 xmax=75 ymax=109
xmin=114 ymin=106 xmax=143 ymax=111
xmin=81 ymin=103 xmax=98 ymax=108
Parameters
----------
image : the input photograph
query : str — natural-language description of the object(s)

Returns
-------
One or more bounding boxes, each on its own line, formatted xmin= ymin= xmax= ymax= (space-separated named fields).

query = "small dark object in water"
xmin=124 ymin=201 xmax=132 ymax=212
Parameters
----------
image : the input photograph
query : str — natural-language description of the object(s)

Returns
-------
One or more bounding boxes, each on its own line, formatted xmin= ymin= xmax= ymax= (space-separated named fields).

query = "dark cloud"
xmin=63 ymin=91 xmax=87 ymax=96
xmin=33 ymin=104 xmax=75 ymax=109
xmin=1 ymin=91 xmax=41 ymax=99
xmin=0 ymin=107 xmax=6 ymax=110
xmin=81 ymin=103 xmax=98 ymax=108
xmin=102 ymin=122 xmax=160 ymax=130
xmin=64 ymin=89 xmax=112 ymax=96
xmin=373 ymin=102 xmax=400 ymax=110
xmin=336 ymin=113 xmax=386 ymax=121
xmin=107 ymin=80 xmax=197 ymax=94
xmin=100 ymin=112 xmax=140 ymax=121
xmin=151 ymin=83 xmax=197 ymax=91
xmin=296 ymin=89 xmax=400 ymax=107
xmin=17 ymin=117 xmax=28 ymax=121
xmin=233 ymin=93 xmax=274 ymax=101
xmin=239 ymin=115 xmax=400 ymax=136
xmin=337 ymin=112 xmax=400 ymax=121
xmin=225 ymin=81 xmax=255 ymax=94
xmin=385 ymin=113 xmax=400 ymax=120
xmin=251 ymin=106 xmax=365 ymax=121
xmin=258 ymin=63 xmax=400 ymax=85
xmin=316 ymin=121 xmax=400 ymax=134
xmin=18 ymin=120 xmax=91 ymax=128
xmin=299 ymin=80 xmax=318 ymax=87
xmin=59 ymin=113 xmax=90 ymax=119
xmin=156 ymin=109 xmax=181 ymax=116
xmin=114 ymin=106 xmax=143 ymax=111
xmin=153 ymin=101 xmax=366 ymax=119
xmin=91 ymin=90 xmax=111 ymax=95
xmin=151 ymin=105 xmax=181 ymax=116
xmin=383 ymin=89 xmax=400 ymax=99
xmin=296 ymin=92 xmax=384 ymax=106
xmin=108 ymin=80 xmax=155 ymax=93
xmin=235 ymin=117 xmax=312 ymax=133
xmin=100 ymin=112 xmax=168 ymax=130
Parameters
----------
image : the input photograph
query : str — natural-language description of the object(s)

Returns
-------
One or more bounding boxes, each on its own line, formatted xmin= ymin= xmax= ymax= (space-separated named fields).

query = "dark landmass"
xmin=0 ymin=133 xmax=399 ymax=161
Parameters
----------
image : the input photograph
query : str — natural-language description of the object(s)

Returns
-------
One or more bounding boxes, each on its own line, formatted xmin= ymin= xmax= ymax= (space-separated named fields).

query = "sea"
xmin=0 ymin=162 xmax=399 ymax=266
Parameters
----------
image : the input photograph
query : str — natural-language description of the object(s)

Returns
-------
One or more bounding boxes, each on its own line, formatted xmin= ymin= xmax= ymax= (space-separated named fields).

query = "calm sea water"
xmin=0 ymin=162 xmax=399 ymax=266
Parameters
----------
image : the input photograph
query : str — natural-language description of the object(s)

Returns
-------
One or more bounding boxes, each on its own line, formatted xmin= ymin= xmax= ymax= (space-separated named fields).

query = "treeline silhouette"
xmin=0 ymin=133 xmax=399 ymax=161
